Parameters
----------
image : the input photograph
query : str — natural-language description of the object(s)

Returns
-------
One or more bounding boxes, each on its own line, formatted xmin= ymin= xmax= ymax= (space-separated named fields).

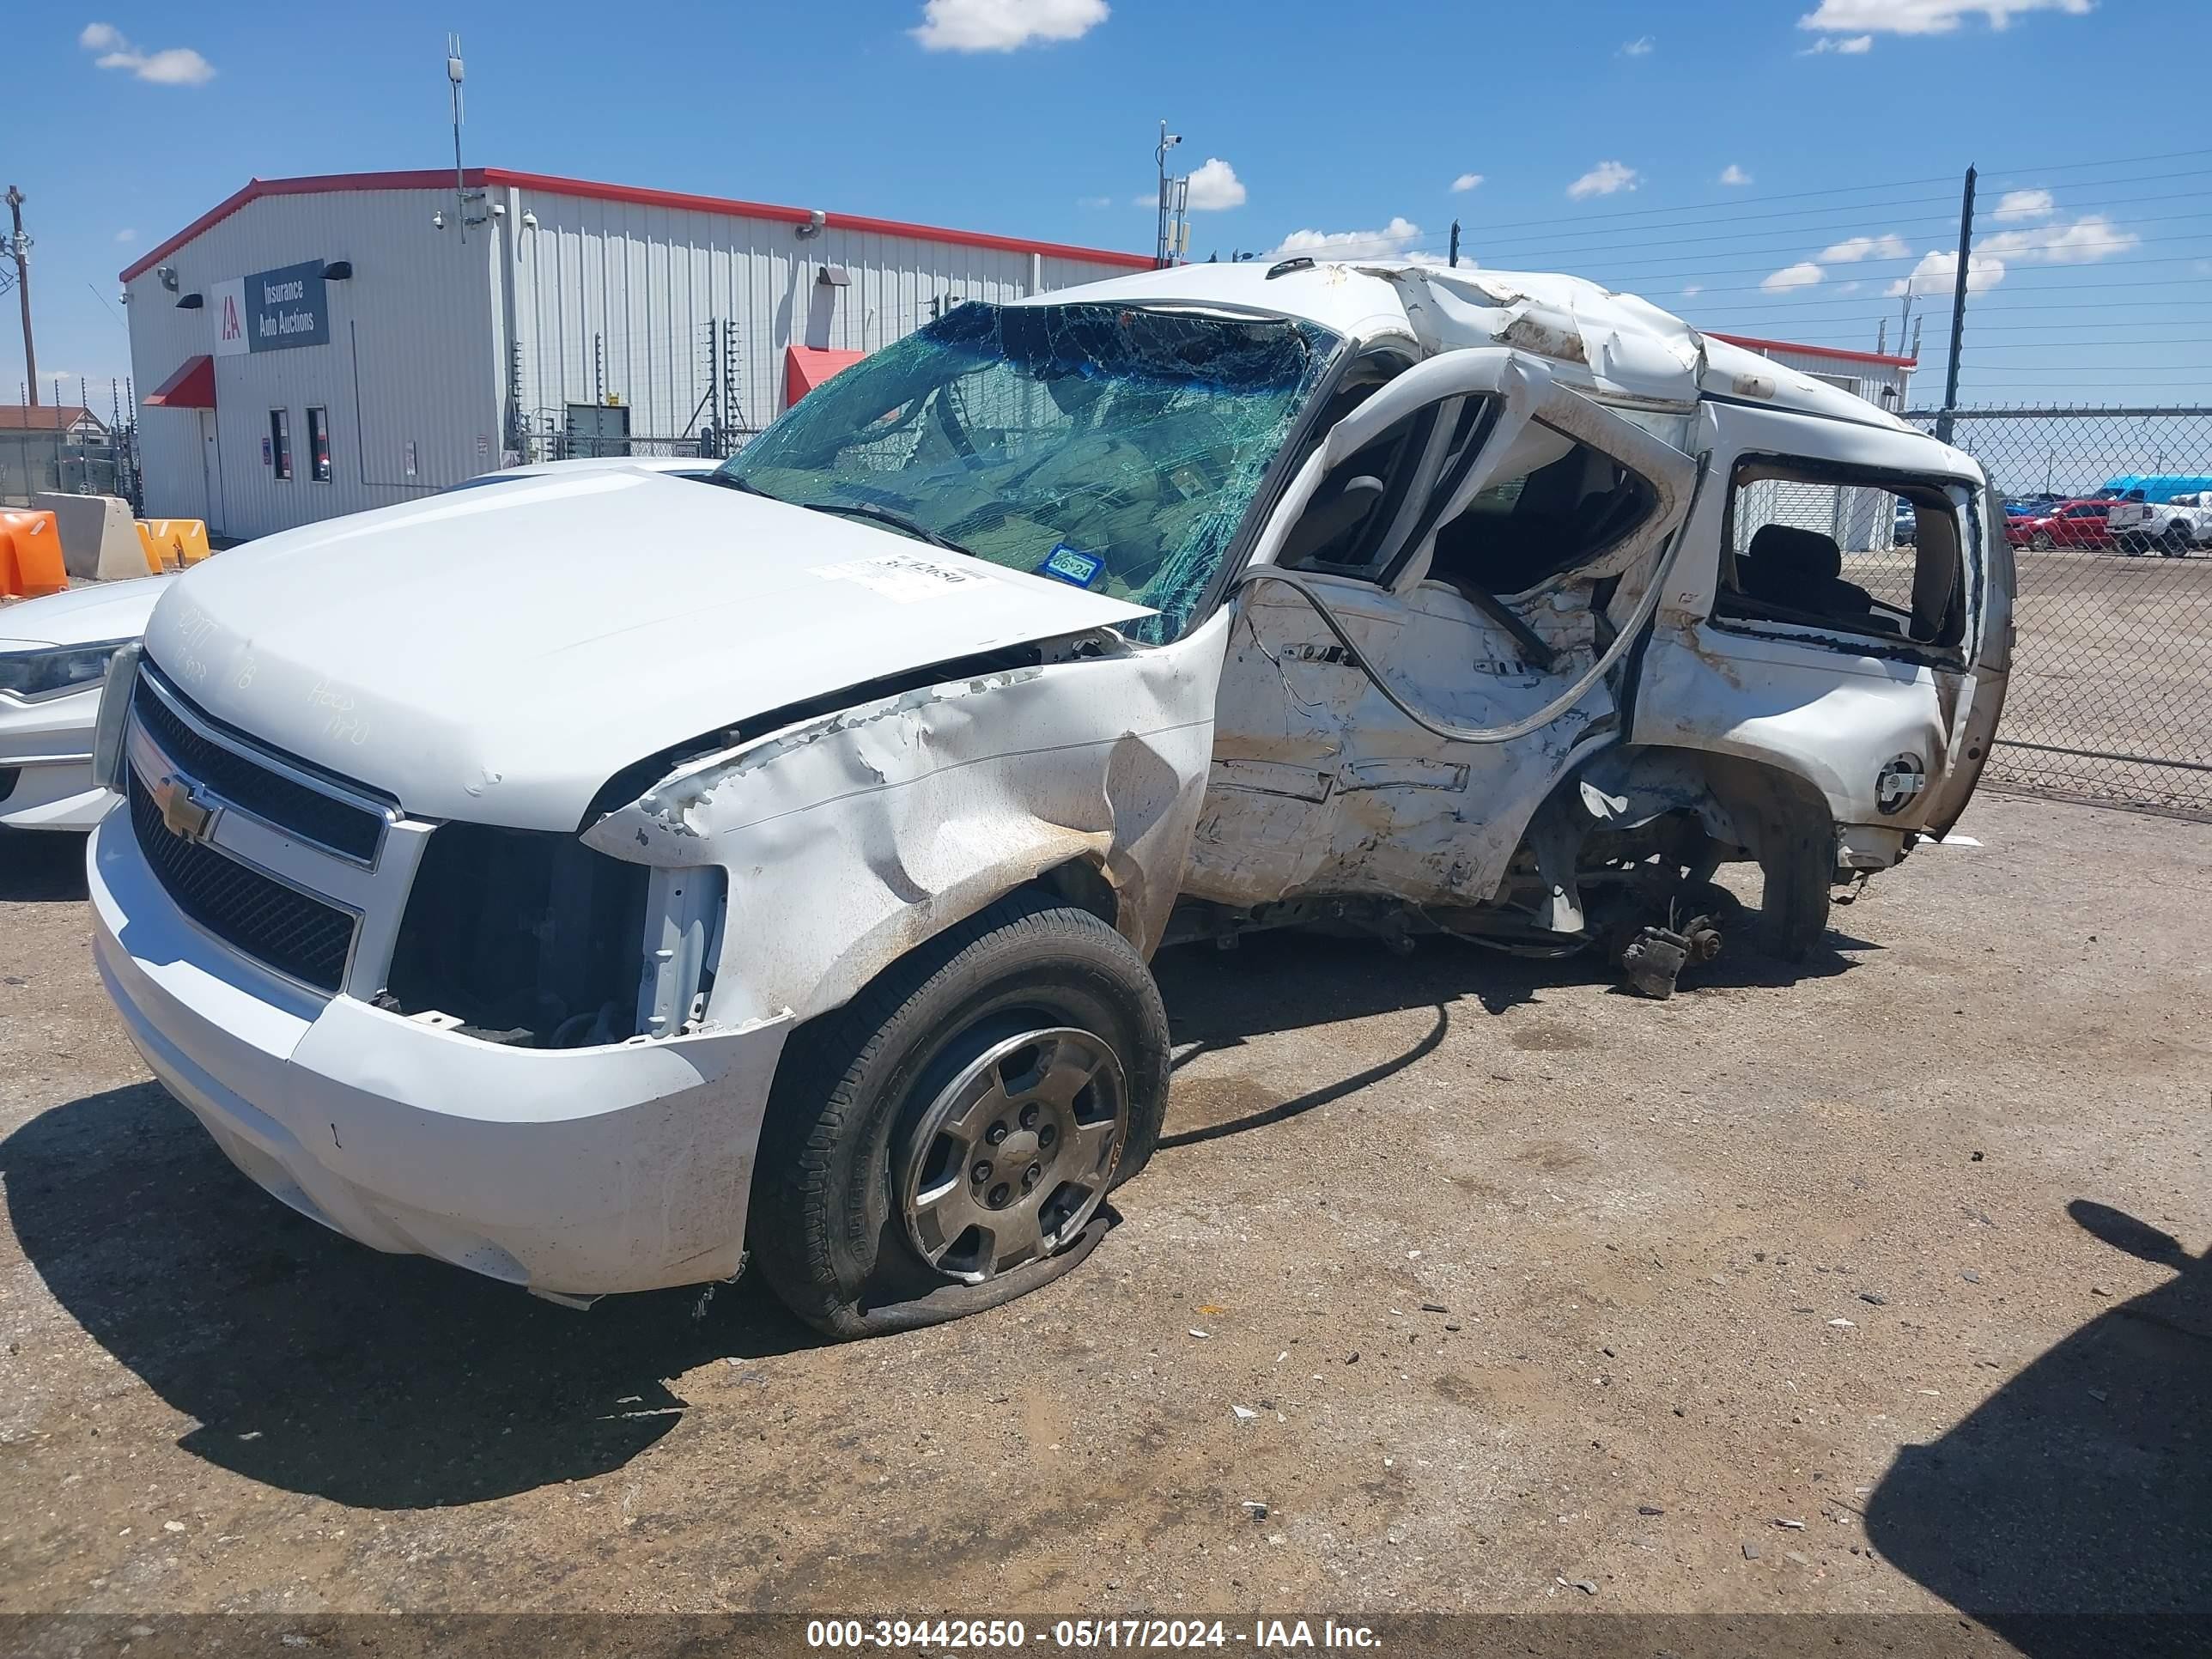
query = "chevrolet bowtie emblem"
xmin=152 ymin=775 xmax=218 ymax=843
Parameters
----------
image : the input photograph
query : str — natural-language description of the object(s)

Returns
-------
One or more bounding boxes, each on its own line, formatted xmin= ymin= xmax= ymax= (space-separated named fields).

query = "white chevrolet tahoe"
xmin=87 ymin=262 xmax=2012 ymax=1335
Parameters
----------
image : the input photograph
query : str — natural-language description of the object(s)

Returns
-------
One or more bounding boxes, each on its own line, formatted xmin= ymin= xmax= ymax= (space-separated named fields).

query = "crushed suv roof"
xmin=1030 ymin=260 xmax=1919 ymax=435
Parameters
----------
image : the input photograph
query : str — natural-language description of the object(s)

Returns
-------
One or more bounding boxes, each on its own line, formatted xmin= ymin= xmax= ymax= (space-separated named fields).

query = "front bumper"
xmin=88 ymin=808 xmax=793 ymax=1297
xmin=0 ymin=684 xmax=110 ymax=830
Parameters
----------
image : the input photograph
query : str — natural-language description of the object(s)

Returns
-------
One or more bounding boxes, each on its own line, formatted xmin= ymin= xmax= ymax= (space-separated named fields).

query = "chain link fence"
xmin=1908 ymin=405 xmax=2212 ymax=817
xmin=1 ymin=427 xmax=141 ymax=509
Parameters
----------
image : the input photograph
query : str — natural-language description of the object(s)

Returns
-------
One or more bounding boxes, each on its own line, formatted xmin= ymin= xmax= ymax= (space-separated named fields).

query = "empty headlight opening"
xmin=381 ymin=824 xmax=653 ymax=1048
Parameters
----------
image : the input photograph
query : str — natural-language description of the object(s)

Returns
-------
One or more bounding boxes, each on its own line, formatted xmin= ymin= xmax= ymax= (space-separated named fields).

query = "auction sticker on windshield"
xmin=810 ymin=553 xmax=988 ymax=604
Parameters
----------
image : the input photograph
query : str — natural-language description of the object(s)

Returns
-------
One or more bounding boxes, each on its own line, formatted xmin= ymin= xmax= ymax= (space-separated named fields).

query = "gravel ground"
xmin=0 ymin=791 xmax=2204 ymax=1640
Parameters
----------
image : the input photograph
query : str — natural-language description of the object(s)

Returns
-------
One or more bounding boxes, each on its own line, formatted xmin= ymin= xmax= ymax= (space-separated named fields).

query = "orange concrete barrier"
xmin=141 ymin=519 xmax=212 ymax=568
xmin=0 ymin=510 xmax=69 ymax=598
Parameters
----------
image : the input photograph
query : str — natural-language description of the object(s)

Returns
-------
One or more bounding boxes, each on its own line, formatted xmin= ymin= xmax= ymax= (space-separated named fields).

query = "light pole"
xmin=4 ymin=185 xmax=33 ymax=406
xmin=1154 ymin=122 xmax=1182 ymax=268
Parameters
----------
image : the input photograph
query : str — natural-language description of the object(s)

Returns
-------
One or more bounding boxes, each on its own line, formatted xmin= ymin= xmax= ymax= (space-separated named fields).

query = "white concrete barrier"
xmin=33 ymin=493 xmax=144 ymax=581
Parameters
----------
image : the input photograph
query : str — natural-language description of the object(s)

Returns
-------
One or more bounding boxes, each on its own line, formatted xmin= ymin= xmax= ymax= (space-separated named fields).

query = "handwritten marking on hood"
xmin=810 ymin=553 xmax=989 ymax=605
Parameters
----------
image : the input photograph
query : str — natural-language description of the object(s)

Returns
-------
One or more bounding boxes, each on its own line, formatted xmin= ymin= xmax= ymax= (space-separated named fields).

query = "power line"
xmin=1431 ymin=175 xmax=1960 ymax=239
xmin=1981 ymin=143 xmax=2212 ymax=178
xmin=1462 ymin=187 xmax=2212 ymax=268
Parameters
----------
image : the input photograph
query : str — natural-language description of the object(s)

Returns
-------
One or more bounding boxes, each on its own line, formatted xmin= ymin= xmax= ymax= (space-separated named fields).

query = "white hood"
xmin=143 ymin=467 xmax=1153 ymax=830
xmin=0 ymin=574 xmax=173 ymax=650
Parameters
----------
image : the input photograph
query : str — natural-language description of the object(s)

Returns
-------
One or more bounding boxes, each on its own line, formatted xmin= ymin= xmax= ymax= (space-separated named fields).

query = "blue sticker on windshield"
xmin=1039 ymin=544 xmax=1104 ymax=588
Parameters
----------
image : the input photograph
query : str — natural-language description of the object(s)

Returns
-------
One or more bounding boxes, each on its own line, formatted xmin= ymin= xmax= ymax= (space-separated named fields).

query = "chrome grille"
xmin=127 ymin=772 xmax=356 ymax=993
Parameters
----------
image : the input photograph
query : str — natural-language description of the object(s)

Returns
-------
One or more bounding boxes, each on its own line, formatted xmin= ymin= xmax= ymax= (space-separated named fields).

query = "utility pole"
xmin=1449 ymin=221 xmax=1461 ymax=268
xmin=1153 ymin=121 xmax=1183 ymax=269
xmin=435 ymin=36 xmax=488 ymax=241
xmin=447 ymin=37 xmax=469 ymax=243
xmin=1935 ymin=164 xmax=1976 ymax=447
xmin=4 ymin=185 xmax=34 ymax=405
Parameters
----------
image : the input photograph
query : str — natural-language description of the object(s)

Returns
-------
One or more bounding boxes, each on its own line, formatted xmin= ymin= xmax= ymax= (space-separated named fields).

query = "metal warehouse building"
xmin=121 ymin=168 xmax=1152 ymax=540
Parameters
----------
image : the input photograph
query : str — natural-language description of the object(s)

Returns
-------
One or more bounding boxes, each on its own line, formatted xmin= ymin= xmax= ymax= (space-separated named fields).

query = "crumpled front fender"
xmin=581 ymin=617 xmax=1229 ymax=1030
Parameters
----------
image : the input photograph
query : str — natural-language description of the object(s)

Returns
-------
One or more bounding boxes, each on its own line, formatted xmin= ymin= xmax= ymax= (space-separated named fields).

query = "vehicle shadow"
xmin=1865 ymin=1200 xmax=2209 ymax=1656
xmin=1 ymin=915 xmax=1871 ymax=1511
xmin=0 ymin=829 xmax=91 ymax=902
xmin=1150 ymin=918 xmax=1871 ymax=1147
xmin=0 ymin=1080 xmax=828 ymax=1510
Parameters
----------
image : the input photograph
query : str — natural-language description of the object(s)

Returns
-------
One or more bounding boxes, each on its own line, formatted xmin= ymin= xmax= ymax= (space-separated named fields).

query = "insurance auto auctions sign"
xmin=210 ymin=260 xmax=330 ymax=357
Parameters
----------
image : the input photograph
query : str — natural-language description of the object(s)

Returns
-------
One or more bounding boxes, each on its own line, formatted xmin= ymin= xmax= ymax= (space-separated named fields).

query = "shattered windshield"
xmin=718 ymin=302 xmax=1338 ymax=642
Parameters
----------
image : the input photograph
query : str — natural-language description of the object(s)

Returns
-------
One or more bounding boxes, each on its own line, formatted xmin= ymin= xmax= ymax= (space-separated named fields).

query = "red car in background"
xmin=2008 ymin=498 xmax=2115 ymax=551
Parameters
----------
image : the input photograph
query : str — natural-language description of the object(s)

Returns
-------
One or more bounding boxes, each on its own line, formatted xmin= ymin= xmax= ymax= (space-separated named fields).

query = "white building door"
xmin=199 ymin=410 xmax=227 ymax=537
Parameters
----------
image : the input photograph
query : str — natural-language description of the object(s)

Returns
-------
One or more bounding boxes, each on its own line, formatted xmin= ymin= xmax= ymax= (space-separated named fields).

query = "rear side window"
xmin=1717 ymin=455 xmax=1968 ymax=651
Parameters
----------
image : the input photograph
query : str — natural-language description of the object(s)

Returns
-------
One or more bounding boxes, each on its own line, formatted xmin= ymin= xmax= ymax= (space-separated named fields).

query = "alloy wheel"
xmin=900 ymin=1027 xmax=1127 ymax=1284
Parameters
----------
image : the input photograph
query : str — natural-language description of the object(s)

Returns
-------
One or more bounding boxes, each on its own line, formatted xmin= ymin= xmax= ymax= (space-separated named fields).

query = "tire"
xmin=2162 ymin=524 xmax=2193 ymax=557
xmin=749 ymin=891 xmax=1170 ymax=1340
xmin=2029 ymin=530 xmax=2054 ymax=551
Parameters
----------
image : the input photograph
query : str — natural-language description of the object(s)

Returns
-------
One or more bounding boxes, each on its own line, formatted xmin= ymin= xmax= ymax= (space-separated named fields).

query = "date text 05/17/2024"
xmin=805 ymin=1619 xmax=1383 ymax=1650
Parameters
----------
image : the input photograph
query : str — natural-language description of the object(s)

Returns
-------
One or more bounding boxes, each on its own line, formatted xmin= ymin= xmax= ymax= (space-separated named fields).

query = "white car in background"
xmin=1 ymin=576 xmax=174 ymax=831
xmin=2107 ymin=491 xmax=2212 ymax=556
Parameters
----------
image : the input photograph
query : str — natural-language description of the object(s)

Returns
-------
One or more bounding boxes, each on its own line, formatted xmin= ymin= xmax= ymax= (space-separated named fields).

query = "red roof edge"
xmin=120 ymin=170 xmax=477 ymax=283
xmin=121 ymin=167 xmax=1152 ymax=284
xmin=1709 ymin=331 xmax=1918 ymax=370
xmin=483 ymin=168 xmax=1154 ymax=270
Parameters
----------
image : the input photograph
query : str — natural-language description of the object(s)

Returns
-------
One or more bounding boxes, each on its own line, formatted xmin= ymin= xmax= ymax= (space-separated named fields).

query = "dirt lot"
xmin=0 ymin=792 xmax=2204 ymax=1645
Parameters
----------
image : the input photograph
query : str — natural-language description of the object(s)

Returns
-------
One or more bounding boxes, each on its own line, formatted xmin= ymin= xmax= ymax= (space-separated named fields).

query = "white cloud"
xmin=1719 ymin=164 xmax=1753 ymax=186
xmin=1991 ymin=187 xmax=2055 ymax=222
xmin=911 ymin=0 xmax=1108 ymax=52
xmin=1268 ymin=217 xmax=1435 ymax=264
xmin=1567 ymin=160 xmax=1639 ymax=200
xmin=1184 ymin=156 xmax=1246 ymax=211
xmin=1840 ymin=280 xmax=1864 ymax=294
xmin=1798 ymin=0 xmax=2090 ymax=37
xmin=79 ymin=23 xmax=215 ymax=84
xmin=1887 ymin=248 xmax=2006 ymax=297
xmin=1980 ymin=213 xmax=2138 ymax=263
xmin=1451 ymin=172 xmax=1484 ymax=193
xmin=1620 ymin=35 xmax=1655 ymax=55
xmin=1076 ymin=195 xmax=1113 ymax=209
xmin=113 ymin=228 xmax=135 ymax=243
xmin=1801 ymin=33 xmax=1876 ymax=52
xmin=1818 ymin=231 xmax=1911 ymax=263
xmin=1762 ymin=261 xmax=1826 ymax=292
xmin=1680 ymin=283 xmax=1705 ymax=297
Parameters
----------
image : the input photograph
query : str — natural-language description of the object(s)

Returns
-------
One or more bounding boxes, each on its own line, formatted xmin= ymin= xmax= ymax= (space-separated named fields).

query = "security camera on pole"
xmin=1154 ymin=123 xmax=1188 ymax=270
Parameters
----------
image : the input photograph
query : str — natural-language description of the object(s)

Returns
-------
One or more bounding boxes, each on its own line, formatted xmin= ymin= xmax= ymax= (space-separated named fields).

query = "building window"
xmin=269 ymin=410 xmax=293 ymax=482
xmin=307 ymin=407 xmax=331 ymax=483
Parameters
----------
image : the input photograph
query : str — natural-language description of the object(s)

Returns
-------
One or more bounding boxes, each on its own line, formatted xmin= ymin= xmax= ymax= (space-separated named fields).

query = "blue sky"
xmin=9 ymin=0 xmax=2209 ymax=411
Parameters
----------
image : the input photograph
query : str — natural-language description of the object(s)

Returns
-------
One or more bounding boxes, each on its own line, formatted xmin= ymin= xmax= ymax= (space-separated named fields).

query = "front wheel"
xmin=749 ymin=892 xmax=1170 ymax=1339
xmin=2029 ymin=529 xmax=2054 ymax=551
